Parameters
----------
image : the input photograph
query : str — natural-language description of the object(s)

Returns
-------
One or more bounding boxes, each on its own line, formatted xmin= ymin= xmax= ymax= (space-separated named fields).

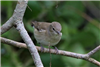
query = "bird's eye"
xmin=52 ymin=27 xmax=55 ymax=31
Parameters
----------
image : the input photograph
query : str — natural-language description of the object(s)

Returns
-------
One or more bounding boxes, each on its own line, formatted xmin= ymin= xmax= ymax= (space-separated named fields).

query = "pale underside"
xmin=34 ymin=29 xmax=62 ymax=46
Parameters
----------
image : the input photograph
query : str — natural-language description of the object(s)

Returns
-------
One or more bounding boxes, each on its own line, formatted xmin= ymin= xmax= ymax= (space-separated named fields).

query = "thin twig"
xmin=68 ymin=6 xmax=100 ymax=29
xmin=87 ymin=45 xmax=100 ymax=57
xmin=27 ymin=5 xmax=32 ymax=11
xmin=82 ymin=1 xmax=100 ymax=21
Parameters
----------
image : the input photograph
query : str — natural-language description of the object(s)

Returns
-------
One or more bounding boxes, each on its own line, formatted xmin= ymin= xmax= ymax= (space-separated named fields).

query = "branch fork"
xmin=1 ymin=0 xmax=100 ymax=67
xmin=1 ymin=0 xmax=43 ymax=67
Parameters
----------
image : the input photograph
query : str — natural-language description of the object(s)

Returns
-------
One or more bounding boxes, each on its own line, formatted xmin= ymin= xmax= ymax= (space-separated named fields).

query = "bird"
xmin=31 ymin=21 xmax=62 ymax=53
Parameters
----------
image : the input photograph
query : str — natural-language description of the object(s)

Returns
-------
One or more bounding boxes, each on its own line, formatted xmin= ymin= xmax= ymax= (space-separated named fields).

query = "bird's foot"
xmin=40 ymin=45 xmax=44 ymax=52
xmin=39 ymin=43 xmax=44 ymax=52
xmin=52 ymin=46 xmax=59 ymax=54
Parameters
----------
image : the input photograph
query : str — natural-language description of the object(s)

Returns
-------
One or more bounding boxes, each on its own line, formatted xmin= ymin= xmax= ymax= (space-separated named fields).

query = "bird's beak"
xmin=55 ymin=30 xmax=60 ymax=34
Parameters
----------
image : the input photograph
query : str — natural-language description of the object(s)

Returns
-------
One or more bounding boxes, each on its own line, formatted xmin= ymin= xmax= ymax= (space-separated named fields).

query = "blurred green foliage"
xmin=1 ymin=1 xmax=100 ymax=67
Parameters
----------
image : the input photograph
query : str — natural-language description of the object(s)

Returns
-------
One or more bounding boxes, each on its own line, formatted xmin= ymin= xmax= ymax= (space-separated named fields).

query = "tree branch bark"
xmin=1 ymin=37 xmax=100 ymax=66
xmin=1 ymin=17 xmax=14 ymax=34
xmin=1 ymin=0 xmax=43 ymax=67
xmin=87 ymin=45 xmax=100 ymax=57
xmin=15 ymin=21 xmax=43 ymax=67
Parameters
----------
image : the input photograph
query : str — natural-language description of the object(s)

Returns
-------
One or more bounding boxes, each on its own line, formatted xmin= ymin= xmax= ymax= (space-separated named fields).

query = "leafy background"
xmin=1 ymin=1 xmax=100 ymax=67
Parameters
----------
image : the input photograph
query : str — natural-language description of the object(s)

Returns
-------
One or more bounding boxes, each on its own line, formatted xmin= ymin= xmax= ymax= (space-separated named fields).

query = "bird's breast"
xmin=34 ymin=29 xmax=62 ymax=46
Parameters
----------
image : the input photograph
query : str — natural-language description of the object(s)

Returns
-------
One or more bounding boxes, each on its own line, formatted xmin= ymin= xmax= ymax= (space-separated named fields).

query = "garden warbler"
xmin=31 ymin=21 xmax=62 ymax=53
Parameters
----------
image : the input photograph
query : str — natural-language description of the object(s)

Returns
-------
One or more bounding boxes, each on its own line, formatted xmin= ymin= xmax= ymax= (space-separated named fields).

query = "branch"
xmin=82 ymin=1 xmax=100 ymax=21
xmin=1 ymin=0 xmax=43 ymax=67
xmin=77 ymin=10 xmax=100 ymax=29
xmin=12 ymin=1 xmax=43 ymax=67
xmin=87 ymin=45 xmax=100 ymax=57
xmin=1 ymin=17 xmax=14 ymax=34
xmin=1 ymin=37 xmax=100 ymax=66
xmin=68 ymin=6 xmax=100 ymax=29
xmin=15 ymin=22 xmax=43 ymax=67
